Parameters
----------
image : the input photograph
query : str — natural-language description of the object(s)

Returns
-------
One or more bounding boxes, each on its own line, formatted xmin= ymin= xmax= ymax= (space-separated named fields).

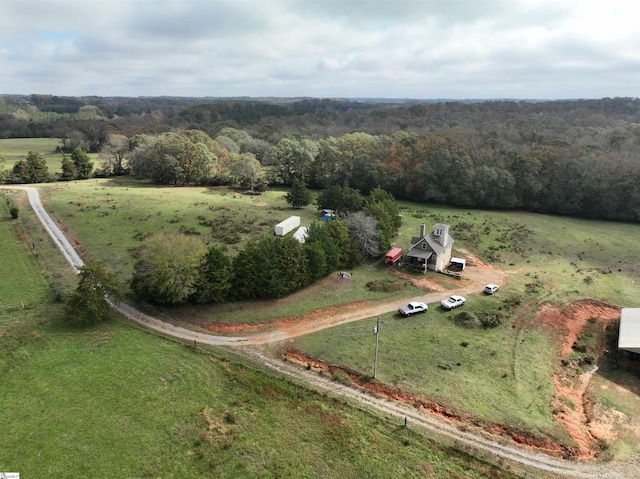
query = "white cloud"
xmin=0 ymin=0 xmax=638 ymax=98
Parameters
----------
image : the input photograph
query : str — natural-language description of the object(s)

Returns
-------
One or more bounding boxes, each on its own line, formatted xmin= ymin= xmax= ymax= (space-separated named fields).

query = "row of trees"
xmin=126 ymin=126 xmax=639 ymax=222
xmin=4 ymin=121 xmax=639 ymax=221
xmin=128 ymin=184 xmax=401 ymax=306
xmin=130 ymin=220 xmax=363 ymax=306
xmin=4 ymin=148 xmax=94 ymax=184
xmin=66 ymin=215 xmax=370 ymax=322
xmin=3 ymin=93 xmax=639 ymax=221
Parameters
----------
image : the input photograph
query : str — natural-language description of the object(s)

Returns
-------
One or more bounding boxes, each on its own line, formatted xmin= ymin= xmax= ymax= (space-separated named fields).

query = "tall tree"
xmin=346 ymin=211 xmax=380 ymax=258
xmin=363 ymin=188 xmax=402 ymax=252
xmin=71 ymin=147 xmax=94 ymax=179
xmin=231 ymin=240 xmax=261 ymax=300
xmin=10 ymin=151 xmax=49 ymax=183
xmin=324 ymin=218 xmax=363 ymax=268
xmin=304 ymin=221 xmax=340 ymax=274
xmin=285 ymin=178 xmax=312 ymax=208
xmin=60 ymin=155 xmax=76 ymax=181
xmin=65 ymin=260 xmax=121 ymax=323
xmin=232 ymin=236 xmax=308 ymax=299
xmin=99 ymin=134 xmax=130 ymax=175
xmin=303 ymin=242 xmax=328 ymax=282
xmin=229 ymin=152 xmax=265 ymax=192
xmin=265 ymin=137 xmax=318 ymax=184
xmin=316 ymin=183 xmax=364 ymax=215
xmin=131 ymin=233 xmax=207 ymax=305
xmin=197 ymin=246 xmax=233 ymax=303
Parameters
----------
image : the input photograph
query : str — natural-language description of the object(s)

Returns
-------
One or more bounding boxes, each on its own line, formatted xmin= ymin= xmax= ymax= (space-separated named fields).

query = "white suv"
xmin=483 ymin=284 xmax=499 ymax=295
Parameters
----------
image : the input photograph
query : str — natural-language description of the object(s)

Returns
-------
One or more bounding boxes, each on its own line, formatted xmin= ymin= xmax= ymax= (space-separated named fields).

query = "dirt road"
xmin=5 ymin=185 xmax=632 ymax=479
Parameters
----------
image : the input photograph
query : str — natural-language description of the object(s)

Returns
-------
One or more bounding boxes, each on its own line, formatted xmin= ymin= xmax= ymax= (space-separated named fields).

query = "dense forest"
xmin=1 ymin=94 xmax=639 ymax=222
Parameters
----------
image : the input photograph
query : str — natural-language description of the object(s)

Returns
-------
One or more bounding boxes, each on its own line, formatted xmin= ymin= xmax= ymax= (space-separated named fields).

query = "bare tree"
xmin=346 ymin=211 xmax=380 ymax=258
xmin=99 ymin=134 xmax=130 ymax=175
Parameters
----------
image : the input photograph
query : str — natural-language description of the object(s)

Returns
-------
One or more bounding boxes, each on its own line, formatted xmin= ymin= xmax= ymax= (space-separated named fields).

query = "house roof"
xmin=408 ymin=231 xmax=454 ymax=256
xmin=408 ymin=249 xmax=432 ymax=260
xmin=619 ymin=308 xmax=640 ymax=353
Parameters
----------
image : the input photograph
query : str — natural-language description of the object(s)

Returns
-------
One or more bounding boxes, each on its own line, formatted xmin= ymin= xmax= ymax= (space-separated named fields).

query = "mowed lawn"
xmin=0 ymin=192 xmax=525 ymax=479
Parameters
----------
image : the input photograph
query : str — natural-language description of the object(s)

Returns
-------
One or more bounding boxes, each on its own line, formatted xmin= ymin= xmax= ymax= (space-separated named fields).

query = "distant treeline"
xmin=1 ymin=95 xmax=638 ymax=222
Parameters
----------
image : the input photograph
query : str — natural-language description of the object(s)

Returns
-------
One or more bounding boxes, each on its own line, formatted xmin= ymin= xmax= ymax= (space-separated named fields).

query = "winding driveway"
xmin=3 ymin=185 xmax=630 ymax=479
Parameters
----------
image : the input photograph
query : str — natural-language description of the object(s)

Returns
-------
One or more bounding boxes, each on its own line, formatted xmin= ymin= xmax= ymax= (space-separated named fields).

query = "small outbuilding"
xmin=618 ymin=308 xmax=640 ymax=355
xmin=322 ymin=209 xmax=335 ymax=221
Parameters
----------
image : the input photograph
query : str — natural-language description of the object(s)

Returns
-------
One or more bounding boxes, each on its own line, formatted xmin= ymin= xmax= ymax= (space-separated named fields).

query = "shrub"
xmin=480 ymin=311 xmax=504 ymax=328
xmin=365 ymin=279 xmax=405 ymax=292
xmin=9 ymin=204 xmax=19 ymax=219
xmin=453 ymin=311 xmax=481 ymax=329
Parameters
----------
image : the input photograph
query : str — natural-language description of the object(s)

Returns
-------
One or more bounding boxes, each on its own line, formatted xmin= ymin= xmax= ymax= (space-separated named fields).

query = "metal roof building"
xmin=618 ymin=308 xmax=640 ymax=354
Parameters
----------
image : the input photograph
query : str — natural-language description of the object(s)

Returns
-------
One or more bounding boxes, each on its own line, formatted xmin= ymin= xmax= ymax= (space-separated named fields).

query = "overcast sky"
xmin=1 ymin=0 xmax=638 ymax=99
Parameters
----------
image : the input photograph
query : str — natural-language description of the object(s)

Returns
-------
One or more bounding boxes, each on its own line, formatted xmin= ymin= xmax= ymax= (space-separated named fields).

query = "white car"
xmin=440 ymin=295 xmax=466 ymax=310
xmin=483 ymin=284 xmax=499 ymax=295
xmin=398 ymin=301 xmax=428 ymax=317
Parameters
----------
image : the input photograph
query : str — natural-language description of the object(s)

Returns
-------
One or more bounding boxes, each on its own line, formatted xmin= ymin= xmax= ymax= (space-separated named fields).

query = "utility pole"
xmin=373 ymin=317 xmax=380 ymax=379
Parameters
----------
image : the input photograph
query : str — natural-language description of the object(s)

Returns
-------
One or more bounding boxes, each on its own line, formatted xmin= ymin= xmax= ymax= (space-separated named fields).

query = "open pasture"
xmin=290 ymin=292 xmax=571 ymax=446
xmin=39 ymin=178 xmax=324 ymax=281
xmin=1 ymin=190 xmax=524 ymax=478
xmin=0 ymin=195 xmax=52 ymax=308
xmin=35 ymin=178 xmax=640 ymax=322
xmin=0 ymin=137 xmax=99 ymax=173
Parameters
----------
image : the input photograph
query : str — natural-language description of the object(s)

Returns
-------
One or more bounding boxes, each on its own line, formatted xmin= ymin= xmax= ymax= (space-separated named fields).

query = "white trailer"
xmin=274 ymin=216 xmax=301 ymax=236
xmin=293 ymin=226 xmax=308 ymax=243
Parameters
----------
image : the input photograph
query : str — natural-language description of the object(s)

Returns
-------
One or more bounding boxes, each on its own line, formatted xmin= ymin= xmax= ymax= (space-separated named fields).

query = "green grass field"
xmin=0 ymin=137 xmax=99 ymax=174
xmin=38 ymin=177 xmax=640 ymax=318
xmin=291 ymin=297 xmax=570 ymax=445
xmin=4 ymin=177 xmax=640 ymax=471
xmin=0 ymin=199 xmax=524 ymax=478
xmin=0 ymin=206 xmax=51 ymax=309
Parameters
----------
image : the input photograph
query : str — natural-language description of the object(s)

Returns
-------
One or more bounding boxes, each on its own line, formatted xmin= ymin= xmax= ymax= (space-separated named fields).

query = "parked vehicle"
xmin=440 ymin=295 xmax=466 ymax=310
xmin=483 ymin=284 xmax=499 ymax=295
xmin=398 ymin=301 xmax=428 ymax=317
xmin=384 ymin=247 xmax=403 ymax=266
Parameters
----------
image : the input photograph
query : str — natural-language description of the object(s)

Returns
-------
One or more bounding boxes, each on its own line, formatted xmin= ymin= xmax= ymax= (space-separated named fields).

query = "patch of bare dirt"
xmin=390 ymin=269 xmax=448 ymax=291
xmin=536 ymin=300 xmax=620 ymax=356
xmin=536 ymin=300 xmax=621 ymax=458
xmin=586 ymin=393 xmax=629 ymax=443
xmin=202 ymin=301 xmax=372 ymax=334
xmin=456 ymin=248 xmax=490 ymax=269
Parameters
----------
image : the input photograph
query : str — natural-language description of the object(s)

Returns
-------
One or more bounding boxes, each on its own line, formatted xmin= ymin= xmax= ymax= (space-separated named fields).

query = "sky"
xmin=1 ymin=0 xmax=639 ymax=100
